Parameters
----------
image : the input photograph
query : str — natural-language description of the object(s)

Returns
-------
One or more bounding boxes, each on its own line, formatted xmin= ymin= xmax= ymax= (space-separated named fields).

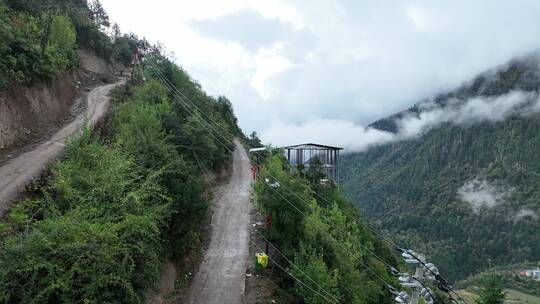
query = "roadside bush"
xmin=0 ymin=49 xmax=242 ymax=302
xmin=114 ymin=81 xmax=208 ymax=256
xmin=291 ymin=248 xmax=341 ymax=304
xmin=0 ymin=216 xmax=140 ymax=304
xmin=253 ymin=155 xmax=397 ymax=303
xmin=0 ymin=129 xmax=170 ymax=303
xmin=148 ymin=54 xmax=237 ymax=168
xmin=0 ymin=3 xmax=79 ymax=87
xmin=254 ymin=156 xmax=311 ymax=255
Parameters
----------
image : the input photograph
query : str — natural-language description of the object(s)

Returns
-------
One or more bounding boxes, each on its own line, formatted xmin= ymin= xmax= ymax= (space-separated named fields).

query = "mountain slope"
xmin=0 ymin=80 xmax=124 ymax=213
xmin=340 ymin=54 xmax=540 ymax=281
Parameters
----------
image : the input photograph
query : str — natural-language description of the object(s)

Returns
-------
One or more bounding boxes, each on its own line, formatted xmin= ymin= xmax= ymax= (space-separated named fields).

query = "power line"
xmin=145 ymin=53 xmax=238 ymax=142
xmin=253 ymin=228 xmax=342 ymax=304
xmin=251 ymin=239 xmax=341 ymax=304
xmin=143 ymin=59 xmax=402 ymax=299
xmin=138 ymin=53 xmax=467 ymax=303
xmin=145 ymin=56 xmax=462 ymax=303
xmin=254 ymin=179 xmax=408 ymax=300
xmin=144 ymin=56 xmax=235 ymax=149
xmin=144 ymin=55 xmax=432 ymax=299
xmin=192 ymin=150 xmax=219 ymax=198
xmin=310 ymin=189 xmax=399 ymax=249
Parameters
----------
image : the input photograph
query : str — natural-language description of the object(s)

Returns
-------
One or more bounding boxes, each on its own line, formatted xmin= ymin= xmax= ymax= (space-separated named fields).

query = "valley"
xmin=1 ymin=1 xmax=539 ymax=303
xmin=340 ymin=55 xmax=540 ymax=294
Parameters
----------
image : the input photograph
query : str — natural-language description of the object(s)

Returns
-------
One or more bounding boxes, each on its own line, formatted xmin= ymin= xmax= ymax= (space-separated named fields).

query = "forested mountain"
xmin=340 ymin=54 xmax=540 ymax=282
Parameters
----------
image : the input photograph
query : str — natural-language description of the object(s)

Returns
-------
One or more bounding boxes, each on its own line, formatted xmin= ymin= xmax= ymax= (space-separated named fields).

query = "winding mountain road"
xmin=187 ymin=139 xmax=253 ymax=304
xmin=0 ymin=80 xmax=125 ymax=214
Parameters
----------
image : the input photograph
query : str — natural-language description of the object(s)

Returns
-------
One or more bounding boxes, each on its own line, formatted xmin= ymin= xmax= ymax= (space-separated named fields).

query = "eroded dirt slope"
xmin=0 ymin=80 xmax=125 ymax=214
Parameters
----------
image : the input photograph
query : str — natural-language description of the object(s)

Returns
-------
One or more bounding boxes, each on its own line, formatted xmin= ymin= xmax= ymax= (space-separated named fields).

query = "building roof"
xmin=249 ymin=147 xmax=267 ymax=152
xmin=280 ymin=143 xmax=343 ymax=150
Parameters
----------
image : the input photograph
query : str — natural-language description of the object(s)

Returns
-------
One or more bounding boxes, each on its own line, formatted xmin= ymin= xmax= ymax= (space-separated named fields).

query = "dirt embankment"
xmin=0 ymin=71 xmax=81 ymax=152
xmin=77 ymin=49 xmax=127 ymax=75
xmin=0 ymin=49 xmax=123 ymax=155
xmin=0 ymin=80 xmax=125 ymax=213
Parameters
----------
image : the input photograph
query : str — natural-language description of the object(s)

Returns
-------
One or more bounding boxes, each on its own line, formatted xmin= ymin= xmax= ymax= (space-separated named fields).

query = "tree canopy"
xmin=340 ymin=56 xmax=540 ymax=282
xmin=253 ymin=154 xmax=398 ymax=303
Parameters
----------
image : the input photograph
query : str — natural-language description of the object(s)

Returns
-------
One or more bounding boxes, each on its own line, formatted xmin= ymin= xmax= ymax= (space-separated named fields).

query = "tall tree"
xmin=111 ymin=22 xmax=120 ymax=40
xmin=248 ymin=131 xmax=262 ymax=148
xmin=48 ymin=15 xmax=76 ymax=50
xmin=88 ymin=0 xmax=109 ymax=28
xmin=475 ymin=275 xmax=505 ymax=304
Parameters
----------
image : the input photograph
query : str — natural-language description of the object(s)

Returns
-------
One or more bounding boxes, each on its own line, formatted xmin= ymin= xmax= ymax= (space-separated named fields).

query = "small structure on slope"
xmin=280 ymin=143 xmax=343 ymax=183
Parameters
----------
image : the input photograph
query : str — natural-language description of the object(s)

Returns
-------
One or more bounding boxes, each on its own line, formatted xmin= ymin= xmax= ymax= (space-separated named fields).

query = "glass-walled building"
xmin=281 ymin=143 xmax=343 ymax=182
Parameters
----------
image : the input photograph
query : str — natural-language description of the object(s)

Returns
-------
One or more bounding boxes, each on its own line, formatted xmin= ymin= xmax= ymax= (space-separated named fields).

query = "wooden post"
xmin=410 ymin=255 xmax=425 ymax=304
xmin=265 ymin=213 xmax=272 ymax=254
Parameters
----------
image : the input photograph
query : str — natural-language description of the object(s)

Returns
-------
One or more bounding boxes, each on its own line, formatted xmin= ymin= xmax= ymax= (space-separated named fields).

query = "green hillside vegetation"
xmin=253 ymin=154 xmax=399 ymax=304
xmin=459 ymin=288 xmax=540 ymax=304
xmin=0 ymin=0 xmax=141 ymax=88
xmin=340 ymin=56 xmax=540 ymax=282
xmin=501 ymin=289 xmax=540 ymax=304
xmin=458 ymin=262 xmax=540 ymax=297
xmin=0 ymin=53 xmax=241 ymax=303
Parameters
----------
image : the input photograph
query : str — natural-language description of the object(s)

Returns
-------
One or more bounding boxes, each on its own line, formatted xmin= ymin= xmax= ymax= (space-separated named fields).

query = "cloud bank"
xmin=457 ymin=178 xmax=513 ymax=213
xmin=514 ymin=208 xmax=538 ymax=222
xmin=101 ymin=0 xmax=540 ymax=143
xmin=262 ymin=91 xmax=540 ymax=150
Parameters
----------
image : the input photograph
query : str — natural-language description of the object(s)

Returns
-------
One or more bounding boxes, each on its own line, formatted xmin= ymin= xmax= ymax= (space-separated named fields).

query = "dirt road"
xmin=0 ymin=80 xmax=124 ymax=213
xmin=187 ymin=139 xmax=253 ymax=304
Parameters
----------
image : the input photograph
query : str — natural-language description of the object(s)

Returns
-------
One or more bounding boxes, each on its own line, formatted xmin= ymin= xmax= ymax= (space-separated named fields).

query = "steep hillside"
xmin=0 ymin=52 xmax=243 ymax=302
xmin=341 ymin=55 xmax=540 ymax=281
xmin=0 ymin=0 xmax=139 ymax=151
xmin=252 ymin=154 xmax=398 ymax=304
xmin=0 ymin=1 xmax=245 ymax=302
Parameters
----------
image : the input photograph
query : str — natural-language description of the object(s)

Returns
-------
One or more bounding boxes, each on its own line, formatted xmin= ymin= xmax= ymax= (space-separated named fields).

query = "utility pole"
xmin=399 ymin=251 xmax=434 ymax=304
xmin=410 ymin=254 xmax=425 ymax=304
xmin=395 ymin=248 xmax=459 ymax=303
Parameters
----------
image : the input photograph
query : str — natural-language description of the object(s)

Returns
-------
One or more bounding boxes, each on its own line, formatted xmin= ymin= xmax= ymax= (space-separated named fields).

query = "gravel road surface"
xmin=187 ymin=139 xmax=253 ymax=304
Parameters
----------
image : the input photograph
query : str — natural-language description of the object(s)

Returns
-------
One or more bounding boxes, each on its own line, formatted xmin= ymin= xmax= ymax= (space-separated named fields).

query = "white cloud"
xmin=406 ymin=5 xmax=443 ymax=33
xmin=457 ymin=178 xmax=513 ymax=213
xmin=250 ymin=43 xmax=292 ymax=99
xmin=261 ymin=118 xmax=394 ymax=150
xmin=514 ymin=208 xmax=538 ymax=222
xmin=100 ymin=0 xmax=540 ymax=143
xmin=397 ymin=91 xmax=539 ymax=138
xmin=262 ymin=91 xmax=540 ymax=151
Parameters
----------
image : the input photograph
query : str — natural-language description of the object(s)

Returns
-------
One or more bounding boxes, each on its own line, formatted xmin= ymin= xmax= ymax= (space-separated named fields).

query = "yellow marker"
xmin=256 ymin=252 xmax=269 ymax=268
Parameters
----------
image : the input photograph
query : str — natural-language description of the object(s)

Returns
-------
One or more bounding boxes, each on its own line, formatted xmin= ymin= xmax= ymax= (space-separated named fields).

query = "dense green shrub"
xmin=291 ymin=249 xmax=341 ymax=304
xmin=0 ymin=67 xmax=243 ymax=302
xmin=475 ymin=275 xmax=505 ymax=304
xmin=0 ymin=127 xmax=172 ymax=303
xmin=129 ymin=56 xmax=242 ymax=172
xmin=113 ymin=81 xmax=208 ymax=256
xmin=0 ymin=2 xmax=80 ymax=87
xmin=0 ymin=0 xmax=141 ymax=88
xmin=0 ymin=216 xmax=140 ymax=304
xmin=254 ymin=155 xmax=397 ymax=304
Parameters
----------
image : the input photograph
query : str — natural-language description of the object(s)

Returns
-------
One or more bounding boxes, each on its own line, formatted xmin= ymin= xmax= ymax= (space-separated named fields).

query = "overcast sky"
xmin=101 ymin=0 xmax=540 ymax=148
